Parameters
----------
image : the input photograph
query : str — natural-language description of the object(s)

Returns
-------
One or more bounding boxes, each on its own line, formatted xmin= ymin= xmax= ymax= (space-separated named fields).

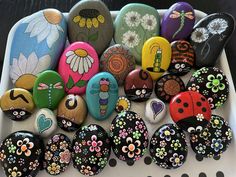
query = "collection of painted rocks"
xmin=0 ymin=1 xmax=235 ymax=177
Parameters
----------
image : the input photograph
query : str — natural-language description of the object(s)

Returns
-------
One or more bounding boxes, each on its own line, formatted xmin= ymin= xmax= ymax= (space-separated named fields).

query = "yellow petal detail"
xmin=86 ymin=18 xmax=93 ymax=29
xmin=97 ymin=15 xmax=105 ymax=23
xmin=73 ymin=15 xmax=81 ymax=23
xmin=92 ymin=18 xmax=99 ymax=28
xmin=79 ymin=18 xmax=86 ymax=28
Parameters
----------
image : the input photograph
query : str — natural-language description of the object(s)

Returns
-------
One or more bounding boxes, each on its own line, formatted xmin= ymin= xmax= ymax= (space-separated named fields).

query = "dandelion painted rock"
xmin=155 ymin=74 xmax=185 ymax=103
xmin=110 ymin=111 xmax=149 ymax=163
xmin=187 ymin=67 xmax=229 ymax=110
xmin=45 ymin=134 xmax=72 ymax=175
xmin=58 ymin=42 xmax=99 ymax=95
xmin=0 ymin=88 xmax=34 ymax=121
xmin=149 ymin=124 xmax=188 ymax=169
xmin=114 ymin=3 xmax=160 ymax=64
xmin=142 ymin=37 xmax=171 ymax=80
xmin=86 ymin=72 xmax=118 ymax=121
xmin=0 ymin=131 xmax=44 ymax=177
xmin=161 ymin=2 xmax=195 ymax=42
xmin=72 ymin=124 xmax=111 ymax=176
xmin=34 ymin=108 xmax=57 ymax=138
xmin=68 ymin=0 xmax=113 ymax=55
xmin=124 ymin=68 xmax=153 ymax=102
xmin=190 ymin=115 xmax=233 ymax=159
xmin=168 ymin=40 xmax=195 ymax=75
xmin=57 ymin=94 xmax=87 ymax=132
xmin=190 ymin=13 xmax=235 ymax=67
xmin=100 ymin=44 xmax=136 ymax=85
xmin=145 ymin=98 xmax=167 ymax=124
xmin=115 ymin=96 xmax=131 ymax=113
xmin=9 ymin=9 xmax=67 ymax=90
xmin=33 ymin=70 xmax=65 ymax=110
xmin=170 ymin=91 xmax=212 ymax=133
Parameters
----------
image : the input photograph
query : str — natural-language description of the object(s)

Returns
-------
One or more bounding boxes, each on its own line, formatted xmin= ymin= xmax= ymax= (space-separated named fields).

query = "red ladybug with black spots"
xmin=169 ymin=91 xmax=211 ymax=133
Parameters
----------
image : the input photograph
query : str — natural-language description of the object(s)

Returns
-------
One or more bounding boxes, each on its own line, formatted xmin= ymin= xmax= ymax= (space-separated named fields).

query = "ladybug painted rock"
xmin=169 ymin=91 xmax=212 ymax=133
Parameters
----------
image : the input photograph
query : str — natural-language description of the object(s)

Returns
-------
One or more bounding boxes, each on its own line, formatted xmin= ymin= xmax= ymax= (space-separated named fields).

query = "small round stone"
xmin=109 ymin=158 xmax=117 ymax=167
xmin=115 ymin=96 xmax=131 ymax=113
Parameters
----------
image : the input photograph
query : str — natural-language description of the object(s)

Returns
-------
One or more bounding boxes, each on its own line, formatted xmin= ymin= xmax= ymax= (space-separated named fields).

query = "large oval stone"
xmin=9 ymin=9 xmax=67 ymax=90
xmin=68 ymin=0 xmax=113 ymax=55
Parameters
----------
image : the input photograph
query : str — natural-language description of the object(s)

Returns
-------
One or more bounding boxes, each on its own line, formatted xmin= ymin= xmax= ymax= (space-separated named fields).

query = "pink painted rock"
xmin=58 ymin=42 xmax=99 ymax=95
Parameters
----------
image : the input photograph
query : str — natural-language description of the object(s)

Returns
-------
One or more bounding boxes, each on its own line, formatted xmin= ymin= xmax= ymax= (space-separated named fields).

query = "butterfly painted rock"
xmin=33 ymin=70 xmax=65 ymax=110
xmin=86 ymin=72 xmax=118 ymax=121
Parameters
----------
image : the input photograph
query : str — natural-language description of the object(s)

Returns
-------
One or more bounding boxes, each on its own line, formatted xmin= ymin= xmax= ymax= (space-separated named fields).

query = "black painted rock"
xmin=190 ymin=115 xmax=233 ymax=158
xmin=45 ymin=134 xmax=71 ymax=175
xmin=190 ymin=13 xmax=235 ymax=67
xmin=149 ymin=124 xmax=188 ymax=169
xmin=68 ymin=0 xmax=114 ymax=55
xmin=110 ymin=111 xmax=149 ymax=163
xmin=0 ymin=131 xmax=44 ymax=177
xmin=187 ymin=67 xmax=229 ymax=109
xmin=72 ymin=124 xmax=111 ymax=176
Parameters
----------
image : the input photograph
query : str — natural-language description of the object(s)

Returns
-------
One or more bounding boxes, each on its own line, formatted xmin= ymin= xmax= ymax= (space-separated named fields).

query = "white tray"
xmin=1 ymin=9 xmax=236 ymax=177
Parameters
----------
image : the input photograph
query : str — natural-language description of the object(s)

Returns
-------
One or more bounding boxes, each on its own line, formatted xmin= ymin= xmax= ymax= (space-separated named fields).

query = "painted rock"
xmin=33 ymin=70 xmax=65 ymax=110
xmin=114 ymin=3 xmax=160 ymax=64
xmin=168 ymin=40 xmax=195 ymax=75
xmin=170 ymin=91 xmax=212 ymax=133
xmin=100 ymin=44 xmax=136 ymax=85
xmin=161 ymin=2 xmax=195 ymax=42
xmin=142 ymin=37 xmax=171 ymax=80
xmin=57 ymin=94 xmax=87 ymax=132
xmin=45 ymin=134 xmax=72 ymax=175
xmin=190 ymin=13 xmax=235 ymax=67
xmin=110 ymin=111 xmax=149 ymax=163
xmin=34 ymin=108 xmax=57 ymax=138
xmin=58 ymin=42 xmax=99 ymax=95
xmin=145 ymin=98 xmax=167 ymax=124
xmin=0 ymin=131 xmax=44 ymax=177
xmin=190 ymin=115 xmax=233 ymax=158
xmin=155 ymin=74 xmax=185 ymax=103
xmin=115 ymin=96 xmax=131 ymax=113
xmin=187 ymin=67 xmax=229 ymax=109
xmin=124 ymin=68 xmax=153 ymax=102
xmin=149 ymin=124 xmax=188 ymax=169
xmin=86 ymin=72 xmax=118 ymax=120
xmin=72 ymin=124 xmax=111 ymax=176
xmin=0 ymin=88 xmax=34 ymax=121
xmin=9 ymin=9 xmax=67 ymax=90
xmin=68 ymin=0 xmax=113 ymax=55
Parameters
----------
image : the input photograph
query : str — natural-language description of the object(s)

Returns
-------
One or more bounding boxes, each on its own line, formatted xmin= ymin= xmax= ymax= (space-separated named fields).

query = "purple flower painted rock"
xmin=161 ymin=2 xmax=195 ymax=42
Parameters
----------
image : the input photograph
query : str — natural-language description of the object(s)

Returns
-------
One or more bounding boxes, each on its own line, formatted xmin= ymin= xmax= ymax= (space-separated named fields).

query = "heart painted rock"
xmin=145 ymin=98 xmax=167 ymax=124
xmin=34 ymin=108 xmax=57 ymax=138
xmin=190 ymin=13 xmax=235 ymax=67
xmin=86 ymin=72 xmax=118 ymax=121
xmin=124 ymin=68 xmax=153 ymax=102
xmin=45 ymin=134 xmax=72 ymax=175
xmin=33 ymin=70 xmax=65 ymax=110
xmin=114 ymin=3 xmax=160 ymax=64
xmin=72 ymin=124 xmax=111 ymax=176
xmin=57 ymin=94 xmax=88 ymax=132
xmin=0 ymin=131 xmax=44 ymax=177
xmin=168 ymin=40 xmax=195 ymax=75
xmin=9 ymin=9 xmax=67 ymax=90
xmin=161 ymin=2 xmax=195 ymax=42
xmin=68 ymin=0 xmax=113 ymax=55
xmin=100 ymin=44 xmax=136 ymax=85
xmin=142 ymin=37 xmax=171 ymax=80
xmin=0 ymin=88 xmax=35 ymax=121
xmin=58 ymin=42 xmax=99 ymax=95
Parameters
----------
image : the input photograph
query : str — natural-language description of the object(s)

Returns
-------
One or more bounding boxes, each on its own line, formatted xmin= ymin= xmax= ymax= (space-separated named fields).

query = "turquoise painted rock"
xmin=9 ymin=9 xmax=67 ymax=90
xmin=114 ymin=3 xmax=160 ymax=64
xmin=33 ymin=70 xmax=65 ymax=110
xmin=86 ymin=72 xmax=118 ymax=121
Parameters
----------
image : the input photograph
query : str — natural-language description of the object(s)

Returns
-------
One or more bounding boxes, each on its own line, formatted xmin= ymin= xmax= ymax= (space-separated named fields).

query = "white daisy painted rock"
xmin=58 ymin=42 xmax=99 ymax=95
xmin=114 ymin=3 xmax=160 ymax=64
xmin=10 ymin=9 xmax=67 ymax=90
xmin=68 ymin=0 xmax=113 ymax=55
xmin=190 ymin=13 xmax=235 ymax=67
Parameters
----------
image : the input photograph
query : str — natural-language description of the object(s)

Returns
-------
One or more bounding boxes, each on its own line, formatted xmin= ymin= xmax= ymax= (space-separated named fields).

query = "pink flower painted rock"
xmin=58 ymin=42 xmax=99 ymax=95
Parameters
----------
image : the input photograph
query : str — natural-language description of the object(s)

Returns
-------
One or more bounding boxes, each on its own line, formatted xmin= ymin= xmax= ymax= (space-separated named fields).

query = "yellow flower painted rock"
xmin=142 ymin=37 xmax=171 ymax=80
